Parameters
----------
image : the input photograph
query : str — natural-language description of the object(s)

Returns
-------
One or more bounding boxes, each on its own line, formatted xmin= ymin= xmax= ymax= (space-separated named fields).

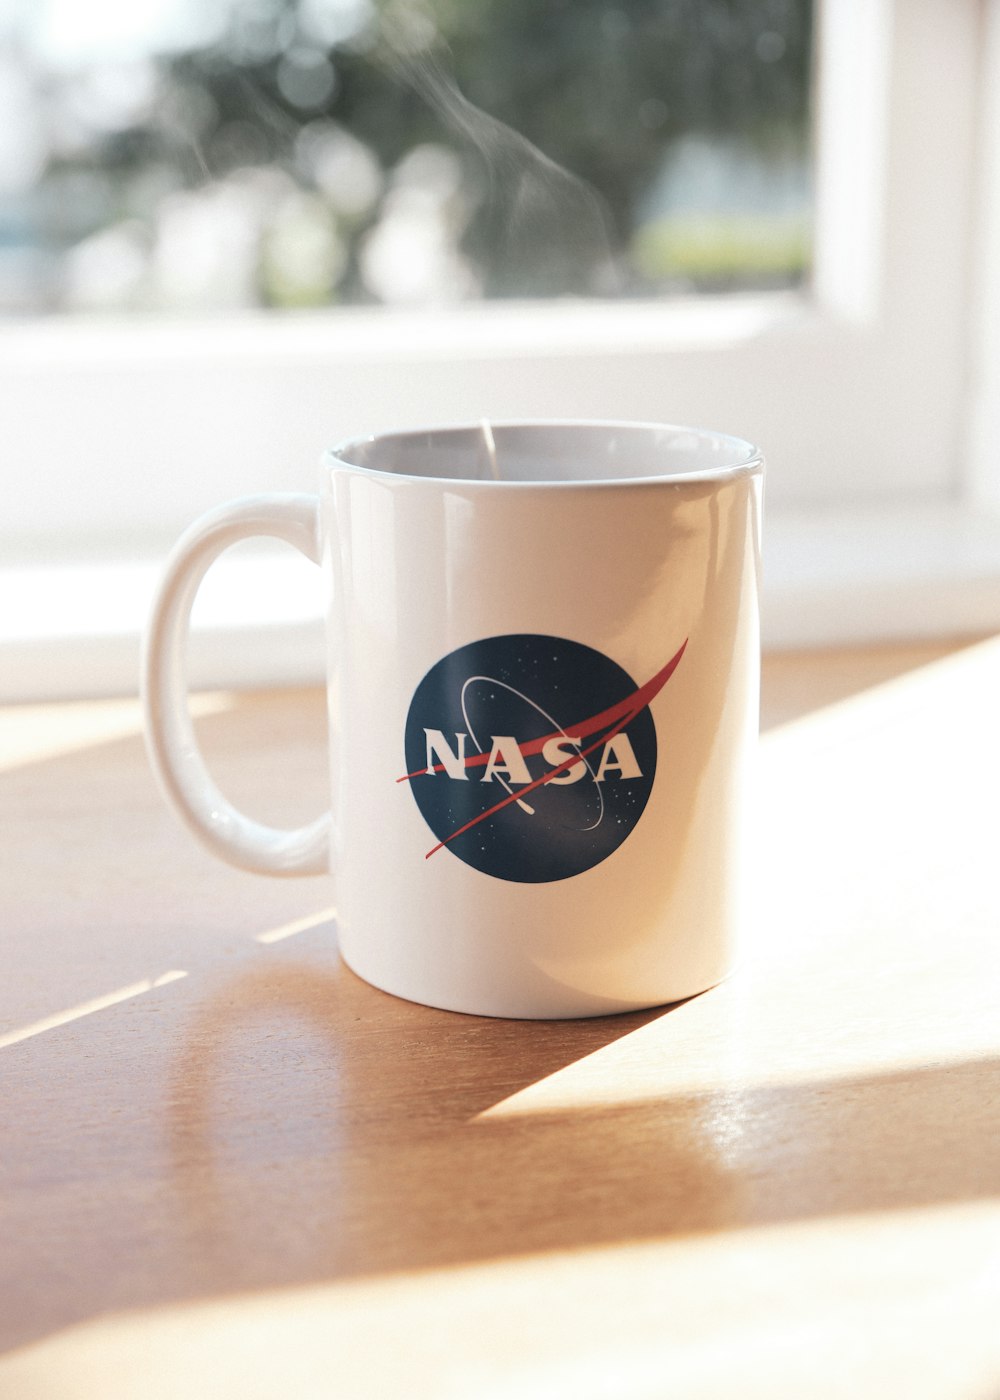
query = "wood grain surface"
xmin=1 ymin=638 xmax=998 ymax=1399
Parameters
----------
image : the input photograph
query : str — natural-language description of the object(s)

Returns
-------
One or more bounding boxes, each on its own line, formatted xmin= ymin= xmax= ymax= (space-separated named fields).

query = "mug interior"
xmin=330 ymin=421 xmax=761 ymax=485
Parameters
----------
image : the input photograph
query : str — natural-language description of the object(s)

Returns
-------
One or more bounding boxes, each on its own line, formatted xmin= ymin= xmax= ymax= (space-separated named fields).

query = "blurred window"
xmin=0 ymin=0 xmax=814 ymax=315
xmin=3 ymin=0 xmax=996 ymax=703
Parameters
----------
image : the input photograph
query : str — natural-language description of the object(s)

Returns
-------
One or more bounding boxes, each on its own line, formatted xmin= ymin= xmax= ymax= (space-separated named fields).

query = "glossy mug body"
xmin=143 ymin=421 xmax=763 ymax=1019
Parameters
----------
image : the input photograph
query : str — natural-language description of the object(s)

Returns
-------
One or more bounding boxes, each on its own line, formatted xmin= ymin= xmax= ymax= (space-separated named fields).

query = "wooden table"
xmin=2 ymin=639 xmax=999 ymax=1398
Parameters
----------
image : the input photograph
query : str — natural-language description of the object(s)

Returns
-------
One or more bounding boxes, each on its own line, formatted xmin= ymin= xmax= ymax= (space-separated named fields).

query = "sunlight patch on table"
xmin=0 ymin=692 xmax=234 ymax=773
xmin=475 ymin=971 xmax=1000 ymax=1118
xmin=0 ymin=970 xmax=188 ymax=1049
xmin=254 ymin=907 xmax=337 ymax=944
xmin=2 ymin=1200 xmax=998 ymax=1400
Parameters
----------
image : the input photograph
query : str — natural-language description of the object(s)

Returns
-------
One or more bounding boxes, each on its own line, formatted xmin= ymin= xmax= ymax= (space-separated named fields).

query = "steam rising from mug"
xmin=379 ymin=9 xmax=620 ymax=296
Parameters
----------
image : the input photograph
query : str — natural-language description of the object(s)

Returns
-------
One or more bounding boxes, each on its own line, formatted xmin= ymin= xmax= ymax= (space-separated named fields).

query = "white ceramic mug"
xmin=143 ymin=421 xmax=763 ymax=1018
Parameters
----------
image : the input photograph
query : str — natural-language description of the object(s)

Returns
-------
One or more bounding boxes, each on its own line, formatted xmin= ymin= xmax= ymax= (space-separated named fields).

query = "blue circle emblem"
xmin=401 ymin=633 xmax=674 ymax=883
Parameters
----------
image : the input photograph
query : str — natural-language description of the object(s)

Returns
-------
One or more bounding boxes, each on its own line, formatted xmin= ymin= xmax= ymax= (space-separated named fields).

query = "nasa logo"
xmin=400 ymin=633 xmax=687 ymax=883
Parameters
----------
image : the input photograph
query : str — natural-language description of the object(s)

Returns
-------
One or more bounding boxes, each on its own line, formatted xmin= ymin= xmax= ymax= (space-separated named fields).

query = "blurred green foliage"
xmin=31 ymin=0 xmax=813 ymax=309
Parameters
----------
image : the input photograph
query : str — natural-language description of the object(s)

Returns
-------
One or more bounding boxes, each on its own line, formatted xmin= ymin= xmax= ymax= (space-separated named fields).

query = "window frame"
xmin=2 ymin=0 xmax=999 ymax=701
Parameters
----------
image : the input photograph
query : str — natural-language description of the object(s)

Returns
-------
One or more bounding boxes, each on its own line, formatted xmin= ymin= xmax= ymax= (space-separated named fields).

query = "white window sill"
xmin=3 ymin=502 xmax=998 ymax=704
xmin=761 ymin=502 xmax=1000 ymax=647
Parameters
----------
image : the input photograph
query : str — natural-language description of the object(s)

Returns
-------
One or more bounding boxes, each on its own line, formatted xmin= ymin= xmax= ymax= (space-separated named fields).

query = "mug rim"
xmin=323 ymin=418 xmax=764 ymax=489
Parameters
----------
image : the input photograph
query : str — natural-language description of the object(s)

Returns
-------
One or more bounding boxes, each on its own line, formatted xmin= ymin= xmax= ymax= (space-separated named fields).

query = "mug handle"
xmin=142 ymin=493 xmax=331 ymax=876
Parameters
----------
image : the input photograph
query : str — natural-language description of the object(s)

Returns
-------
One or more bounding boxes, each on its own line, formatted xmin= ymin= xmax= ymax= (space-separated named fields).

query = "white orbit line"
xmin=461 ymin=676 xmax=534 ymax=814
xmin=459 ymin=675 xmax=605 ymax=831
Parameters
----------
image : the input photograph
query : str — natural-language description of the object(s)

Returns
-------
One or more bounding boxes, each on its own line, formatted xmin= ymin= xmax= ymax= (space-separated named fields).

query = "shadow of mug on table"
xmin=166 ymin=950 xmax=732 ymax=1286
